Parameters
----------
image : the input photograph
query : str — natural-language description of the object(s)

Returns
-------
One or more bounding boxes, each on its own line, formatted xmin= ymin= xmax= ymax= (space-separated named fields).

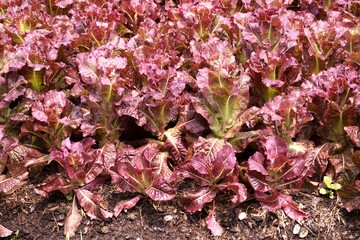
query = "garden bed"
xmin=1 ymin=0 xmax=360 ymax=239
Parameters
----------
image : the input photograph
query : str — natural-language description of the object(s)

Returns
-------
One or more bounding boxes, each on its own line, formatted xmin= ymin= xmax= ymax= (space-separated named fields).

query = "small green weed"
xmin=319 ymin=176 xmax=342 ymax=199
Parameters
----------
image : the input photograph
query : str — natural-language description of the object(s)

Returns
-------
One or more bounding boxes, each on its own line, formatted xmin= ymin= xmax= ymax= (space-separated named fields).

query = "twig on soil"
xmin=52 ymin=212 xmax=60 ymax=233
xmin=300 ymin=221 xmax=315 ymax=236
xmin=139 ymin=208 xmax=144 ymax=227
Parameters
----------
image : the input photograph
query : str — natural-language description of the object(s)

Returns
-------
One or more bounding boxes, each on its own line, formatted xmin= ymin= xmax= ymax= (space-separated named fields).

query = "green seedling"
xmin=66 ymin=191 xmax=74 ymax=201
xmin=11 ymin=230 xmax=20 ymax=240
xmin=319 ymin=176 xmax=342 ymax=199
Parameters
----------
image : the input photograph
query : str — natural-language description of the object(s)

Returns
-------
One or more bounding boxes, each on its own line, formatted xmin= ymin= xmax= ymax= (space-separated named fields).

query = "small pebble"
xmin=299 ymin=228 xmax=309 ymax=238
xmin=29 ymin=205 xmax=36 ymax=213
xmin=178 ymin=226 xmax=188 ymax=233
xmin=83 ymin=226 xmax=89 ymax=234
xmin=293 ymin=224 xmax=301 ymax=235
xmin=101 ymin=226 xmax=110 ymax=234
xmin=127 ymin=213 xmax=137 ymax=221
xmin=238 ymin=212 xmax=247 ymax=220
xmin=164 ymin=215 xmax=174 ymax=222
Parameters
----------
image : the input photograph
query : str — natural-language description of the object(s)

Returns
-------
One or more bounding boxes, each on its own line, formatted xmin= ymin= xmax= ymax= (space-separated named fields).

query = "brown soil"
xmin=0 ymin=183 xmax=359 ymax=240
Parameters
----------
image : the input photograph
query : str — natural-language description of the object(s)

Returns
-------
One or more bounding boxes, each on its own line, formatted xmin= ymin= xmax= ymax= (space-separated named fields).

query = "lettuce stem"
xmin=315 ymin=57 xmax=320 ymax=75
xmin=336 ymin=112 xmax=343 ymax=135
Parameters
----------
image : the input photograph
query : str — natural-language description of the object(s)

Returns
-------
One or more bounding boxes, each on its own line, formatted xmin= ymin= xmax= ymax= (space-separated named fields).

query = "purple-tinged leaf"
xmin=74 ymin=189 xmax=113 ymax=220
xmin=0 ymin=224 xmax=12 ymax=238
xmin=111 ymin=143 xmax=176 ymax=201
xmin=174 ymin=102 xmax=209 ymax=135
xmin=228 ymin=127 xmax=266 ymax=152
xmin=76 ymin=53 xmax=98 ymax=85
xmin=35 ymin=175 xmax=75 ymax=197
xmin=340 ymin=180 xmax=360 ymax=212
xmin=224 ymin=182 xmax=248 ymax=206
xmin=180 ymin=187 xmax=217 ymax=213
xmin=255 ymin=191 xmax=283 ymax=211
xmin=0 ymin=136 xmax=18 ymax=173
xmin=246 ymin=171 xmax=272 ymax=193
xmin=145 ymin=180 xmax=176 ymax=201
xmin=248 ymin=152 xmax=268 ymax=176
xmin=0 ymin=86 xmax=26 ymax=109
xmin=192 ymin=137 xmax=226 ymax=162
xmin=82 ymin=177 xmax=108 ymax=192
xmin=50 ymin=137 xmax=102 ymax=185
xmin=55 ymin=0 xmax=73 ymax=8
xmin=212 ymin=144 xmax=237 ymax=180
xmin=0 ymin=172 xmax=28 ymax=194
xmin=151 ymin=152 xmax=173 ymax=181
xmin=111 ymin=163 xmax=148 ymax=193
xmin=43 ymin=90 xmax=67 ymax=116
xmin=114 ymin=196 xmax=141 ymax=217
xmin=280 ymin=194 xmax=307 ymax=221
xmin=206 ymin=209 xmax=224 ymax=236
xmin=288 ymin=141 xmax=315 ymax=158
xmin=31 ymin=102 xmax=48 ymax=122
xmin=135 ymin=143 xmax=159 ymax=170
xmin=174 ymin=138 xmax=237 ymax=186
xmin=140 ymin=98 xmax=178 ymax=135
xmin=262 ymin=136 xmax=288 ymax=163
xmin=344 ymin=126 xmax=360 ymax=148
xmin=277 ymin=156 xmax=307 ymax=183
xmin=82 ymin=158 xmax=104 ymax=185
xmin=4 ymin=144 xmax=49 ymax=177
xmin=162 ymin=128 xmax=187 ymax=164
xmin=246 ymin=140 xmax=309 ymax=192
xmin=306 ymin=143 xmax=343 ymax=181
xmin=191 ymin=152 xmax=212 ymax=176
xmin=100 ymin=142 xmax=117 ymax=170
xmin=115 ymin=91 xmax=142 ymax=119
xmin=64 ymin=198 xmax=83 ymax=238
xmin=175 ymin=137 xmax=244 ymax=212
xmin=190 ymin=37 xmax=235 ymax=71
xmin=24 ymin=154 xmax=51 ymax=168
xmin=0 ymin=126 xmax=4 ymax=140
xmin=256 ymin=192 xmax=307 ymax=221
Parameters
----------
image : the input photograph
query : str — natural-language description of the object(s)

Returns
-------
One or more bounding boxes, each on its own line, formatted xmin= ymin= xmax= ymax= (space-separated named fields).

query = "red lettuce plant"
xmin=245 ymin=136 xmax=309 ymax=220
xmin=191 ymin=68 xmax=259 ymax=139
xmin=35 ymin=138 xmax=115 ymax=219
xmin=109 ymin=142 xmax=176 ymax=204
xmin=171 ymin=137 xmax=247 ymax=234
xmin=303 ymin=65 xmax=360 ymax=143
xmin=172 ymin=137 xmax=247 ymax=213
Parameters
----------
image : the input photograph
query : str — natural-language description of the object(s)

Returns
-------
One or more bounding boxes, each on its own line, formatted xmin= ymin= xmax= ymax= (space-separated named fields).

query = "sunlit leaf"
xmin=64 ymin=197 xmax=83 ymax=238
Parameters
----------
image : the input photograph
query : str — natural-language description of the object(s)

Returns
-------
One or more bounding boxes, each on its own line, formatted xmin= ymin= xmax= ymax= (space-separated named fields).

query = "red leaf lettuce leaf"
xmin=114 ymin=195 xmax=141 ymax=217
xmin=339 ymin=180 xmax=360 ymax=212
xmin=74 ymin=188 xmax=113 ymax=220
xmin=0 ymin=224 xmax=13 ymax=238
xmin=206 ymin=207 xmax=224 ymax=236
xmin=0 ymin=172 xmax=28 ymax=194
xmin=64 ymin=197 xmax=83 ymax=238
xmin=255 ymin=191 xmax=307 ymax=221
